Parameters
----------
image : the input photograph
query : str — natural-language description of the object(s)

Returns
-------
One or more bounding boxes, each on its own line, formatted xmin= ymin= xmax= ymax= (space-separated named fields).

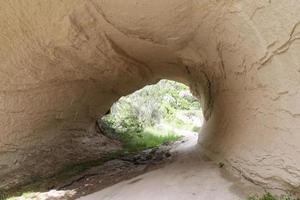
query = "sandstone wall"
xmin=1 ymin=0 xmax=300 ymax=192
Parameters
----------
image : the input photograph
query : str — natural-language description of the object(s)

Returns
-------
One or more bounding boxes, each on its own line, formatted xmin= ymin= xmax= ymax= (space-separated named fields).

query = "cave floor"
xmin=9 ymin=130 xmax=262 ymax=200
xmin=78 ymin=131 xmax=260 ymax=200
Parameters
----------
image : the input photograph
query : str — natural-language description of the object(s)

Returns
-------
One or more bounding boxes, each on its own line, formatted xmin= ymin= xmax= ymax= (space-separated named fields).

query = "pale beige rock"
xmin=1 ymin=0 xmax=300 ymax=192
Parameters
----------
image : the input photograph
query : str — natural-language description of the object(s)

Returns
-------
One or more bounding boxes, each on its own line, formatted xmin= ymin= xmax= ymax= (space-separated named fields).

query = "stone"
xmin=0 ymin=0 xmax=300 ymax=192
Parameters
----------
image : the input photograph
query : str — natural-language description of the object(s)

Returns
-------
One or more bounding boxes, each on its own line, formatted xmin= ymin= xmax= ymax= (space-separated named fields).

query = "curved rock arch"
xmin=1 ymin=0 xmax=300 ymax=192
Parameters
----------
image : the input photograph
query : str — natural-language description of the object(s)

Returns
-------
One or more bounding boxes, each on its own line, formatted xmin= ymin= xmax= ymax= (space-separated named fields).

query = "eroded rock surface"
xmin=1 ymin=0 xmax=300 ymax=192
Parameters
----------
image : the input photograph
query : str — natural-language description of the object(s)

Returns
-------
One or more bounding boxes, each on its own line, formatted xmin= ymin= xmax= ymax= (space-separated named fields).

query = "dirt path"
xmin=8 ymin=131 xmax=262 ymax=200
xmin=78 ymin=132 xmax=261 ymax=200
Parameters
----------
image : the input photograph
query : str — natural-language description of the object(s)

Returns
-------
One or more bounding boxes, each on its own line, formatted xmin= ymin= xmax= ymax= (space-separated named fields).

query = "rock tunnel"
xmin=1 ymin=0 xmax=300 ymax=192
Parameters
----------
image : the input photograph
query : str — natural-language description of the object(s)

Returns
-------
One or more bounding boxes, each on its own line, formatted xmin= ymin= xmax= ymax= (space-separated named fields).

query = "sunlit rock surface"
xmin=1 ymin=0 xmax=300 ymax=191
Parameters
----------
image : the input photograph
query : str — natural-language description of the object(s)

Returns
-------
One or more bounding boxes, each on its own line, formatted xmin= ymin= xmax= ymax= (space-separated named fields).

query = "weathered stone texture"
xmin=1 ymin=0 xmax=300 ymax=191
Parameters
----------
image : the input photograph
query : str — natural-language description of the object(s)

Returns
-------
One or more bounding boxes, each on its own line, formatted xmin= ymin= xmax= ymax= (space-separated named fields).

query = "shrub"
xmin=248 ymin=193 xmax=300 ymax=200
xmin=101 ymin=79 xmax=201 ymax=134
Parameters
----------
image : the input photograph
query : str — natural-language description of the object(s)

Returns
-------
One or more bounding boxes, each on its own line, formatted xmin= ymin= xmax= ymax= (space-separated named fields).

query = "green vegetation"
xmin=248 ymin=193 xmax=300 ymax=200
xmin=6 ymin=192 xmax=35 ymax=200
xmin=119 ymin=128 xmax=180 ymax=153
xmin=101 ymin=79 xmax=201 ymax=135
xmin=101 ymin=79 xmax=202 ymax=146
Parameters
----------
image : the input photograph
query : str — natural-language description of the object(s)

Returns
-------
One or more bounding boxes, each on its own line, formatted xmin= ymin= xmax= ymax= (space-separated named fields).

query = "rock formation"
xmin=1 ymin=0 xmax=300 ymax=192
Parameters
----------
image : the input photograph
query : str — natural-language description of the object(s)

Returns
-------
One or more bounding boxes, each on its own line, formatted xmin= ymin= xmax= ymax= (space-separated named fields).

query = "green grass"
xmin=192 ymin=126 xmax=201 ymax=132
xmin=248 ymin=193 xmax=300 ymax=200
xmin=119 ymin=128 xmax=180 ymax=152
xmin=6 ymin=192 xmax=35 ymax=200
xmin=164 ymin=117 xmax=195 ymax=131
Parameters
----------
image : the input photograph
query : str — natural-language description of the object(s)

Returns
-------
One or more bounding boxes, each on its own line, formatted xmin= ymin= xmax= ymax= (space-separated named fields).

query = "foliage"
xmin=248 ymin=193 xmax=300 ymax=200
xmin=0 ymin=190 xmax=7 ymax=200
xmin=119 ymin=128 xmax=180 ymax=153
xmin=103 ymin=100 xmax=144 ymax=133
xmin=101 ymin=79 xmax=201 ymax=134
xmin=6 ymin=192 xmax=35 ymax=200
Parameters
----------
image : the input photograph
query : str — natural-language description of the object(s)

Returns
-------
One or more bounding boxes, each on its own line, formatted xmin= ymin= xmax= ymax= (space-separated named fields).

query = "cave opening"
xmin=97 ymin=79 xmax=203 ymax=156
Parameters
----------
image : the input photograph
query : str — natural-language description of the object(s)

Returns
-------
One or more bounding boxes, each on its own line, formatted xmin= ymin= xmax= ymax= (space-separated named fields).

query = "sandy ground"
xmin=78 ymin=131 xmax=260 ymax=200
